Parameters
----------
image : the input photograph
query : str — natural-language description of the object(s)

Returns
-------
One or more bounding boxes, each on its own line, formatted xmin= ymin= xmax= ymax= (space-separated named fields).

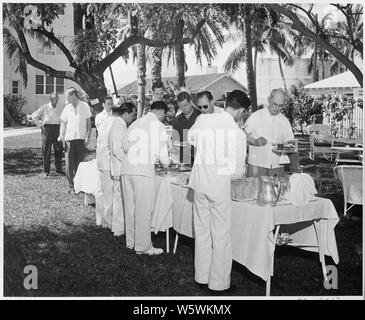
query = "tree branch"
xmin=268 ymin=4 xmax=363 ymax=86
xmin=14 ymin=24 xmax=75 ymax=81
xmin=95 ymin=19 xmax=206 ymax=73
xmin=33 ymin=27 xmax=77 ymax=68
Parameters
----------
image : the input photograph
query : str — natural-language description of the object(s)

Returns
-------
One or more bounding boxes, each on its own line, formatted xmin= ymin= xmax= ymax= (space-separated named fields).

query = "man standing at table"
xmin=172 ymin=91 xmax=200 ymax=165
xmin=187 ymin=91 xmax=246 ymax=292
xmin=29 ymin=92 xmax=64 ymax=177
xmin=121 ymin=101 xmax=170 ymax=255
xmin=244 ymin=89 xmax=294 ymax=178
xmin=196 ymin=91 xmax=223 ymax=114
xmin=108 ymin=102 xmax=137 ymax=236
xmin=95 ymin=96 xmax=117 ymax=229
xmin=58 ymin=87 xmax=92 ymax=191
xmin=95 ymin=96 xmax=113 ymax=132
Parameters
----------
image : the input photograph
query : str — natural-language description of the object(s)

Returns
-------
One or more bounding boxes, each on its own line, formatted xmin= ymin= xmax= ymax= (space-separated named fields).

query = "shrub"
xmin=3 ymin=94 xmax=27 ymax=126
xmin=281 ymin=82 xmax=323 ymax=134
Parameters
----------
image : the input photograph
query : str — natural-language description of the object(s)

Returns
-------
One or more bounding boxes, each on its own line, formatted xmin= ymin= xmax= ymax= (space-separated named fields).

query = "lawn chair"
xmin=334 ymin=165 xmax=363 ymax=217
xmin=307 ymin=124 xmax=334 ymax=160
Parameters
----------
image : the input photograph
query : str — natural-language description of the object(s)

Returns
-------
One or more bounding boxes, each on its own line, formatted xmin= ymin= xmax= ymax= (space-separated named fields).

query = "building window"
xmin=36 ymin=75 xmax=44 ymax=94
xmin=12 ymin=81 xmax=19 ymax=95
xmin=46 ymin=75 xmax=55 ymax=94
xmin=36 ymin=74 xmax=64 ymax=95
xmin=56 ymin=78 xmax=64 ymax=94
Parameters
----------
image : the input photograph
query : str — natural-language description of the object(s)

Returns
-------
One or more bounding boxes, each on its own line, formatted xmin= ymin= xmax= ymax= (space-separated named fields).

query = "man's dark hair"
xmin=177 ymin=91 xmax=191 ymax=103
xmin=150 ymin=100 xmax=168 ymax=113
xmin=151 ymin=79 xmax=164 ymax=92
xmin=226 ymin=90 xmax=251 ymax=110
xmin=197 ymin=90 xmax=213 ymax=101
xmin=167 ymin=100 xmax=179 ymax=113
xmin=104 ymin=96 xmax=113 ymax=103
xmin=112 ymin=102 xmax=136 ymax=116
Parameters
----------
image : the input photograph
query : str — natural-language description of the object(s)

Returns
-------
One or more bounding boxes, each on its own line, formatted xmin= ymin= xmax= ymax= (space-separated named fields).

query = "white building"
xmin=3 ymin=4 xmax=82 ymax=114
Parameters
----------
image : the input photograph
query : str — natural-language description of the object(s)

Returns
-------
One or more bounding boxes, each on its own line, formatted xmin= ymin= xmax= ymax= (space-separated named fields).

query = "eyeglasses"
xmin=197 ymin=105 xmax=209 ymax=110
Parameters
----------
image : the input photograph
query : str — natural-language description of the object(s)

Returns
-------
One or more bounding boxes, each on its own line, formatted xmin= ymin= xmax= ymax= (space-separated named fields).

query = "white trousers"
xmin=111 ymin=178 xmax=125 ymax=235
xmin=193 ymin=191 xmax=232 ymax=291
xmin=121 ymin=175 xmax=155 ymax=251
xmin=95 ymin=170 xmax=113 ymax=228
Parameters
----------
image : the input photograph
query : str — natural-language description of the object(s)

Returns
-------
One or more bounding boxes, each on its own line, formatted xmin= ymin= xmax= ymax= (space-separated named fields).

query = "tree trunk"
xmin=312 ymin=44 xmax=318 ymax=82
xmin=73 ymin=4 xmax=85 ymax=35
xmin=321 ymin=58 xmax=325 ymax=80
xmin=175 ymin=19 xmax=186 ymax=87
xmin=150 ymin=47 xmax=163 ymax=83
xmin=242 ymin=5 xmax=258 ymax=112
xmin=253 ymin=47 xmax=258 ymax=83
xmin=74 ymin=69 xmax=108 ymax=114
xmin=136 ymin=44 xmax=146 ymax=118
xmin=278 ymin=55 xmax=287 ymax=92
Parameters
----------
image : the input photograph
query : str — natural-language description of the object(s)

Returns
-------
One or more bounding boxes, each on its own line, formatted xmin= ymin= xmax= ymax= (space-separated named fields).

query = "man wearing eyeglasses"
xmin=244 ymin=89 xmax=295 ymax=178
xmin=196 ymin=91 xmax=223 ymax=114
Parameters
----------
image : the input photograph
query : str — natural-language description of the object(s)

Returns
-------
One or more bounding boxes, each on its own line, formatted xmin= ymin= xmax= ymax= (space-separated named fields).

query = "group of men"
xmin=30 ymin=82 xmax=295 ymax=294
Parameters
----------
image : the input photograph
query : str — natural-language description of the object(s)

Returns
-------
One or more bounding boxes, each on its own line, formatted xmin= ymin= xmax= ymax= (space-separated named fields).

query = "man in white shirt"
xmin=108 ymin=102 xmax=137 ymax=236
xmin=95 ymin=96 xmax=113 ymax=132
xmin=244 ymin=89 xmax=295 ymax=178
xmin=121 ymin=101 xmax=170 ymax=255
xmin=29 ymin=92 xmax=64 ymax=177
xmin=58 ymin=87 xmax=92 ymax=190
xmin=196 ymin=91 xmax=223 ymax=114
xmin=187 ymin=91 xmax=247 ymax=292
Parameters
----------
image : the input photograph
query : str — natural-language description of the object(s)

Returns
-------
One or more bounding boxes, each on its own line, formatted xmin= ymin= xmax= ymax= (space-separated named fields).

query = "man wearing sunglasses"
xmin=187 ymin=91 xmax=246 ymax=293
xmin=196 ymin=91 xmax=223 ymax=114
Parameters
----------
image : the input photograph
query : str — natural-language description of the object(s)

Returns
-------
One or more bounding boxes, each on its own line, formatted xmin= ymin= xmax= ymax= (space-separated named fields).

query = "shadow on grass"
xmin=4 ymin=148 xmax=43 ymax=176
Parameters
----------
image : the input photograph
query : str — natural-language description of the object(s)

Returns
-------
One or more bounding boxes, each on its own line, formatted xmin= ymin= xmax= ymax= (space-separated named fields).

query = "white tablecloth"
xmin=153 ymin=180 xmax=340 ymax=281
xmin=74 ymin=160 xmax=98 ymax=196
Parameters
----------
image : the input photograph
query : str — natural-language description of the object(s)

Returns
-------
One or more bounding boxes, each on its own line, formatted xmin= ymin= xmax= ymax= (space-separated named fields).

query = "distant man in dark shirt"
xmin=172 ymin=91 xmax=200 ymax=165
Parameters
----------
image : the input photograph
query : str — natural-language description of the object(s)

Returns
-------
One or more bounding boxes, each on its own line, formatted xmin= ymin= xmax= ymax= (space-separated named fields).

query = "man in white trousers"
xmin=95 ymin=97 xmax=116 ymax=229
xmin=108 ymin=102 xmax=137 ymax=236
xmin=95 ymin=96 xmax=113 ymax=132
xmin=187 ymin=90 xmax=247 ymax=292
xmin=121 ymin=101 xmax=170 ymax=255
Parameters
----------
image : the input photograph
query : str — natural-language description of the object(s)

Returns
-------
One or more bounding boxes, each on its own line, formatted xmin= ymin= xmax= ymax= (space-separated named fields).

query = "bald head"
xmin=49 ymin=92 xmax=58 ymax=107
xmin=268 ymin=89 xmax=286 ymax=116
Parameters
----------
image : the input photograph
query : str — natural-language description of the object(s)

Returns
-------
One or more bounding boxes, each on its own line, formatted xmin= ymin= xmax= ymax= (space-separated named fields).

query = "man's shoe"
xmin=56 ymin=170 xmax=65 ymax=176
xmin=208 ymin=285 xmax=237 ymax=296
xmin=42 ymin=172 xmax=50 ymax=178
xmin=136 ymin=247 xmax=164 ymax=255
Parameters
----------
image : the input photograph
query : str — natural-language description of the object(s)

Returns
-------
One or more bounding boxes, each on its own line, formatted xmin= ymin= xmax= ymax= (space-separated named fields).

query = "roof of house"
xmin=117 ymin=73 xmax=246 ymax=95
xmin=304 ymin=71 xmax=361 ymax=89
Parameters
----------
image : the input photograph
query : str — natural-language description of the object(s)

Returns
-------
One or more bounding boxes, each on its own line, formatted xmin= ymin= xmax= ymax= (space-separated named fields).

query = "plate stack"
xmin=231 ymin=177 xmax=259 ymax=201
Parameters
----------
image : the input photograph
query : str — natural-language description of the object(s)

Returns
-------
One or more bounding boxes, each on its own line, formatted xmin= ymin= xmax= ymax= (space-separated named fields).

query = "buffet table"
xmin=153 ymin=178 xmax=340 ymax=296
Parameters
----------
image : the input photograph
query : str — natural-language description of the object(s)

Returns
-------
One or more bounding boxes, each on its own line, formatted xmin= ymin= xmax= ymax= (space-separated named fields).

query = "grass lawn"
xmin=3 ymin=130 xmax=363 ymax=297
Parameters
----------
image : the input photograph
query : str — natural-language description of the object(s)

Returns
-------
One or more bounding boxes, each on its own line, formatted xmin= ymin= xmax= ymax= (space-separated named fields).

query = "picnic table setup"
xmin=73 ymin=138 xmax=342 ymax=296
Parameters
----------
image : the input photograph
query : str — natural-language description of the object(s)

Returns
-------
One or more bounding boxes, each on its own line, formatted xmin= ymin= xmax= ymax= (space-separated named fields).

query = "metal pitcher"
xmin=257 ymin=176 xmax=282 ymax=207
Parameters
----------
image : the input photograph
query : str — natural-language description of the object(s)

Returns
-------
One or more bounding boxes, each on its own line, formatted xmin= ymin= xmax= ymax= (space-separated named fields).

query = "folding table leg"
xmin=266 ymin=225 xmax=281 ymax=296
xmin=166 ymin=228 xmax=170 ymax=253
xmin=173 ymin=233 xmax=179 ymax=255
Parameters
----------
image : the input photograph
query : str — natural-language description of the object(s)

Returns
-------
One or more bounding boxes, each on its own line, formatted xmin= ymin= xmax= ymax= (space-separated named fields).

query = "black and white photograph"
xmin=1 ymin=1 xmax=364 ymax=302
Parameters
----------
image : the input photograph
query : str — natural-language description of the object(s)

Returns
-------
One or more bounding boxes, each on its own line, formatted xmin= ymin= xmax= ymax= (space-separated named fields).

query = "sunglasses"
xmin=197 ymin=105 xmax=209 ymax=110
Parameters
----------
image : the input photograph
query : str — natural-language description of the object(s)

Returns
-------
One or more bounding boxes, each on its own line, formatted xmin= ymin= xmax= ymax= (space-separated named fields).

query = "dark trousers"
xmin=65 ymin=139 xmax=86 ymax=188
xmin=42 ymin=124 xmax=63 ymax=174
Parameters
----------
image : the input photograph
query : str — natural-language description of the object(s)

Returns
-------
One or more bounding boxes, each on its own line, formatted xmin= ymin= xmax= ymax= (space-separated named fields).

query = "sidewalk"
xmin=3 ymin=126 xmax=41 ymax=138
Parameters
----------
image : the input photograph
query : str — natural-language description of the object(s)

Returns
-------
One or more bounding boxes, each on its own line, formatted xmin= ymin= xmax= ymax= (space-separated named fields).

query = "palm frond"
xmin=3 ymin=26 xmax=28 ymax=87
xmin=223 ymin=44 xmax=245 ymax=73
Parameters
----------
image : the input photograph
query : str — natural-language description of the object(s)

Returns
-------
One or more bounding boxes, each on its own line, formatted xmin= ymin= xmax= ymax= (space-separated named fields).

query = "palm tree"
xmin=136 ymin=44 xmax=146 ymax=118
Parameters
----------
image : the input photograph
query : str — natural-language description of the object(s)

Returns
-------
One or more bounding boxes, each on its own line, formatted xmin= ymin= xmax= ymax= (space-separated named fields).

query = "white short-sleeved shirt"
xmin=96 ymin=116 xmax=116 ymax=171
xmin=244 ymin=107 xmax=294 ymax=169
xmin=188 ymin=111 xmax=246 ymax=199
xmin=60 ymin=101 xmax=92 ymax=141
xmin=121 ymin=112 xmax=170 ymax=178
xmin=31 ymin=102 xmax=64 ymax=125
xmin=95 ymin=109 xmax=113 ymax=132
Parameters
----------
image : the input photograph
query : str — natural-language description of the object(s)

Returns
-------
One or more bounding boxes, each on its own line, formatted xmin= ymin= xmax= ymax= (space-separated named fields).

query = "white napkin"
xmin=284 ymin=173 xmax=317 ymax=206
xmin=279 ymin=154 xmax=290 ymax=165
